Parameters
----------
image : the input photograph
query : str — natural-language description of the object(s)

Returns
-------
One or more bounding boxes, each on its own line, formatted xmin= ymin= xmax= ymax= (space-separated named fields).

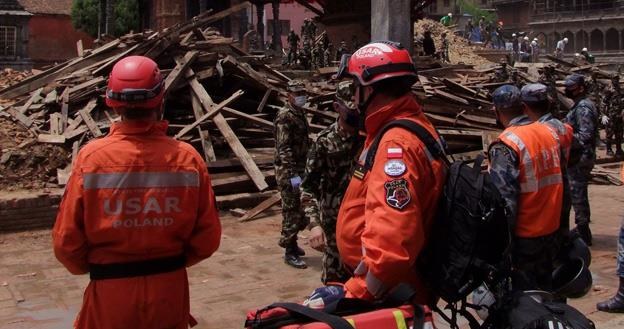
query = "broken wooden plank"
xmin=433 ymin=89 xmax=470 ymax=105
xmin=78 ymin=100 xmax=103 ymax=137
xmin=212 ymin=114 xmax=268 ymax=191
xmin=5 ymin=107 xmax=33 ymax=127
xmin=256 ymin=88 xmax=272 ymax=113
xmin=238 ymin=193 xmax=282 ymax=222
xmin=174 ymin=90 xmax=244 ymax=139
xmin=76 ymin=39 xmax=84 ymax=57
xmin=49 ymin=113 xmax=62 ymax=135
xmin=38 ymin=134 xmax=66 ymax=144
xmin=191 ymin=92 xmax=217 ymax=162
xmin=60 ymin=88 xmax=70 ymax=132
xmin=222 ymin=107 xmax=273 ymax=128
xmin=165 ymin=51 xmax=199 ymax=94
xmin=19 ymin=88 xmax=43 ymax=114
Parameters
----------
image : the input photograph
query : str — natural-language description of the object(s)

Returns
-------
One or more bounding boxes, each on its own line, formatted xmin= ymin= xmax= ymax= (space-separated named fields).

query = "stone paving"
xmin=0 ymin=186 xmax=623 ymax=329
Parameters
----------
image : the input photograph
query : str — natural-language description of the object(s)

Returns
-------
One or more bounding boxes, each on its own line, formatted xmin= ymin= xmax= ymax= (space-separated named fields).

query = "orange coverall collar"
xmin=364 ymin=94 xmax=422 ymax=136
xmin=109 ymin=120 xmax=169 ymax=136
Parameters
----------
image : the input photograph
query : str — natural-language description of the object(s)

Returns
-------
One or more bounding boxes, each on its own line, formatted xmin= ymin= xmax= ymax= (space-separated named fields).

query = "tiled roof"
xmin=18 ymin=0 xmax=72 ymax=15
xmin=0 ymin=0 xmax=25 ymax=11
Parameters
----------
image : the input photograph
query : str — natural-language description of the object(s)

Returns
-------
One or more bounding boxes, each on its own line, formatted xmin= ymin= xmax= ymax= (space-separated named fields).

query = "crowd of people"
xmin=49 ymin=37 xmax=624 ymax=328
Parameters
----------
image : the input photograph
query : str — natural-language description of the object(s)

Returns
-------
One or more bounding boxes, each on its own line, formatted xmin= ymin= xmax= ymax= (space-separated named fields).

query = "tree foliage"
xmin=457 ymin=0 xmax=498 ymax=23
xmin=71 ymin=0 xmax=140 ymax=38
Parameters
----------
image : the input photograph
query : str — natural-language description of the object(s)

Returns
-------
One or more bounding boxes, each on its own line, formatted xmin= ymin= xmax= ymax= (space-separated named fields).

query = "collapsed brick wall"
xmin=0 ymin=193 xmax=61 ymax=232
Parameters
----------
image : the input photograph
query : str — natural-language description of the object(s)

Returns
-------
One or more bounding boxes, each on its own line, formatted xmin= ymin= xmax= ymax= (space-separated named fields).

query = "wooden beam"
xmin=191 ymin=92 xmax=217 ymax=162
xmin=5 ymin=107 xmax=33 ymax=127
xmin=174 ymin=90 xmax=244 ymax=139
xmin=38 ymin=134 xmax=66 ymax=144
xmin=212 ymin=114 xmax=268 ymax=191
xmin=222 ymin=107 xmax=273 ymax=128
xmin=78 ymin=99 xmax=103 ymax=137
xmin=256 ymin=88 xmax=272 ymax=113
xmin=76 ymin=39 xmax=84 ymax=57
xmin=165 ymin=51 xmax=198 ymax=94
xmin=238 ymin=193 xmax=282 ymax=222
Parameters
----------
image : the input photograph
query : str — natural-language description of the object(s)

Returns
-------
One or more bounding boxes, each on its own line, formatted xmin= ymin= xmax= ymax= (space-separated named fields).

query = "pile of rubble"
xmin=414 ymin=19 xmax=493 ymax=68
xmin=0 ymin=4 xmax=620 ymax=218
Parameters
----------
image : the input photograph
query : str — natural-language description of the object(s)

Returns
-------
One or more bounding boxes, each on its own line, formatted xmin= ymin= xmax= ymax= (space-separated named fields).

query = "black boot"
xmin=597 ymin=277 xmax=624 ymax=313
xmin=574 ymin=224 xmax=593 ymax=246
xmin=285 ymin=246 xmax=307 ymax=269
xmin=616 ymin=147 xmax=624 ymax=158
xmin=294 ymin=243 xmax=306 ymax=256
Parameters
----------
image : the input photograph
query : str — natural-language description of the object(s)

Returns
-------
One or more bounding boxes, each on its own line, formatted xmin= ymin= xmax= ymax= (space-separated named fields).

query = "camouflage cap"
xmin=564 ymin=74 xmax=585 ymax=89
xmin=287 ymin=79 xmax=306 ymax=92
xmin=521 ymin=83 xmax=548 ymax=103
xmin=492 ymin=85 xmax=521 ymax=110
xmin=336 ymin=81 xmax=355 ymax=109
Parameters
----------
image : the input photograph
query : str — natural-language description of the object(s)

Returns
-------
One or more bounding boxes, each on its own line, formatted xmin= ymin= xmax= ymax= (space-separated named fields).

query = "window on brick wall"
xmin=0 ymin=26 xmax=17 ymax=58
xmin=267 ymin=19 xmax=290 ymax=37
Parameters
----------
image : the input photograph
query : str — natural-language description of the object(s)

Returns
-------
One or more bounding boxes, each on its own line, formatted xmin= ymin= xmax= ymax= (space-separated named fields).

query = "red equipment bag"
xmin=244 ymin=301 xmax=435 ymax=329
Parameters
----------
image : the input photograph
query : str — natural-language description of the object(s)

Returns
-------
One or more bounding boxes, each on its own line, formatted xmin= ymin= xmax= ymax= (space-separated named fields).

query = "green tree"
xmin=72 ymin=0 xmax=100 ymax=37
xmin=71 ymin=0 xmax=139 ymax=38
xmin=457 ymin=0 xmax=497 ymax=23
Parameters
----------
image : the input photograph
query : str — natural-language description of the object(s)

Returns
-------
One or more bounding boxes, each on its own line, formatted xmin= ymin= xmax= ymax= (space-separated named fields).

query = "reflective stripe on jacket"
xmin=53 ymin=120 xmax=221 ymax=329
xmin=498 ymin=122 xmax=564 ymax=238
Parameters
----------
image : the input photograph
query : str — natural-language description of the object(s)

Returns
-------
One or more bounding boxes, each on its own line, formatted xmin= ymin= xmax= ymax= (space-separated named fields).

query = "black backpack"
xmin=365 ymin=120 xmax=511 ymax=304
xmin=484 ymin=292 xmax=595 ymax=329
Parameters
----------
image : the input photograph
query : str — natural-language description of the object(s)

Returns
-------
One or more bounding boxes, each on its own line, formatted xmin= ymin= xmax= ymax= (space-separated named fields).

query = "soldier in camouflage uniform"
xmin=287 ymin=30 xmax=300 ymax=66
xmin=602 ymin=75 xmax=623 ymax=157
xmin=275 ymin=80 xmax=311 ymax=268
xmin=564 ymin=74 xmax=599 ymax=246
xmin=300 ymin=81 xmax=363 ymax=284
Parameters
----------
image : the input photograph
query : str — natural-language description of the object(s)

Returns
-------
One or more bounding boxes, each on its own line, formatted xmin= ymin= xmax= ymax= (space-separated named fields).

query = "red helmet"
xmin=335 ymin=41 xmax=417 ymax=86
xmin=105 ymin=56 xmax=164 ymax=110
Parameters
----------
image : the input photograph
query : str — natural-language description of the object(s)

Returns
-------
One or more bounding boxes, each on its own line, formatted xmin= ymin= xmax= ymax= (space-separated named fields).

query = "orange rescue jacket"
xmin=336 ymin=95 xmax=446 ymax=304
xmin=53 ymin=120 xmax=221 ymax=329
xmin=498 ymin=122 xmax=564 ymax=238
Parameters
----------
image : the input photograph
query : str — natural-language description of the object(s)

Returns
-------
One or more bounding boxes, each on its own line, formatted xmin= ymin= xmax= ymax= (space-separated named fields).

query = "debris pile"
xmin=0 ymin=69 xmax=33 ymax=90
xmin=414 ymin=19 xmax=493 ymax=67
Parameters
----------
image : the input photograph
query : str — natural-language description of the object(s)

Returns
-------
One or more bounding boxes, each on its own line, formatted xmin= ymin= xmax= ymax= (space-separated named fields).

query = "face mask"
xmin=294 ymin=96 xmax=307 ymax=107
xmin=564 ymin=89 xmax=576 ymax=99
xmin=345 ymin=111 xmax=360 ymax=128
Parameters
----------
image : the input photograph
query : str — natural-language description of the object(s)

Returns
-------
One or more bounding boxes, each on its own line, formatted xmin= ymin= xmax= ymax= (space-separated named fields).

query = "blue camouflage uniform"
xmin=563 ymin=76 xmax=598 ymax=229
xmin=489 ymin=85 xmax=559 ymax=292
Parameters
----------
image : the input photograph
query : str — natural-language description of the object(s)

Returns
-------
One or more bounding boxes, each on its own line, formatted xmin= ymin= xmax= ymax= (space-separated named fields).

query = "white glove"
xmin=601 ymin=115 xmax=610 ymax=125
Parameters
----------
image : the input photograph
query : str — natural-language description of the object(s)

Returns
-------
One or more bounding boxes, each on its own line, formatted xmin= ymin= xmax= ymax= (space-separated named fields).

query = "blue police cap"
xmin=492 ymin=85 xmax=521 ymax=110
xmin=521 ymin=83 xmax=548 ymax=103
xmin=565 ymin=74 xmax=585 ymax=89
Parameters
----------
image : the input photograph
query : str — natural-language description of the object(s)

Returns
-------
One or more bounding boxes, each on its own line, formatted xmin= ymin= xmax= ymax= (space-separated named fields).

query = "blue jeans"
xmin=618 ymin=218 xmax=624 ymax=277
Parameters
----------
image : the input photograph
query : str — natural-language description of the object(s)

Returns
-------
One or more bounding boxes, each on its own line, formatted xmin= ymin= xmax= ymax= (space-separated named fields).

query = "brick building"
xmin=0 ymin=0 xmax=93 ymax=69
xmin=493 ymin=0 xmax=624 ymax=54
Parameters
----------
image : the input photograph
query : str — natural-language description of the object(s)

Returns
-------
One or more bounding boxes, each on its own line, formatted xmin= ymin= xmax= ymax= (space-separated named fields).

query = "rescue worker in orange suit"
xmin=488 ymin=85 xmax=564 ymax=292
xmin=53 ymin=56 xmax=221 ymax=329
xmin=303 ymin=41 xmax=447 ymax=308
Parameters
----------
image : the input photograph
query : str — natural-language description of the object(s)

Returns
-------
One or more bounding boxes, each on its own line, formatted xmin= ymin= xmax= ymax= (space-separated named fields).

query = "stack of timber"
xmin=0 ymin=3 xmax=319 ymax=209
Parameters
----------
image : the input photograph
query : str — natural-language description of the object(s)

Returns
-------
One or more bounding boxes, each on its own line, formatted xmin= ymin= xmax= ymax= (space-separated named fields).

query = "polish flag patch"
xmin=387 ymin=148 xmax=403 ymax=159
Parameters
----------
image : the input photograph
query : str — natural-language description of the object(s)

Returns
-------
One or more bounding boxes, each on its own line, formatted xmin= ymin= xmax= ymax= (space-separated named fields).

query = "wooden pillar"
xmin=271 ymin=0 xmax=282 ymax=50
xmin=370 ymin=0 xmax=413 ymax=54
xmin=256 ymin=3 xmax=265 ymax=49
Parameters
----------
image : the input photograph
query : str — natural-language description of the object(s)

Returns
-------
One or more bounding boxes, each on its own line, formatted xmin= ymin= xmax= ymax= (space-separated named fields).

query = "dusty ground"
xmin=0 ymin=187 xmax=624 ymax=329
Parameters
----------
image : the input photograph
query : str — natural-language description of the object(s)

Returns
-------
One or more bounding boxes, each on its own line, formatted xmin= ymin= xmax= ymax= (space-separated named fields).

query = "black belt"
xmin=89 ymin=254 xmax=186 ymax=280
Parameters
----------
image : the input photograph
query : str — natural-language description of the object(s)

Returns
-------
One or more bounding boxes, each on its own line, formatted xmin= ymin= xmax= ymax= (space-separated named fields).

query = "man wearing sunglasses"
xmin=53 ymin=56 xmax=221 ymax=329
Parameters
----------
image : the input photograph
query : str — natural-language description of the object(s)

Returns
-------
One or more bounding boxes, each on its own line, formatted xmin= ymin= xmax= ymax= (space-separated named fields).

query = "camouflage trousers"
xmin=605 ymin=116 xmax=623 ymax=150
xmin=512 ymin=233 xmax=559 ymax=292
xmin=320 ymin=220 xmax=350 ymax=284
xmin=278 ymin=182 xmax=308 ymax=249
xmin=568 ymin=163 xmax=593 ymax=226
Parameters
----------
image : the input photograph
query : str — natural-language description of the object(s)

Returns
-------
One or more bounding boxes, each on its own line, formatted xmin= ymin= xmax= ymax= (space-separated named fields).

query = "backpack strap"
xmin=363 ymin=119 xmax=449 ymax=172
xmin=269 ymin=302 xmax=354 ymax=329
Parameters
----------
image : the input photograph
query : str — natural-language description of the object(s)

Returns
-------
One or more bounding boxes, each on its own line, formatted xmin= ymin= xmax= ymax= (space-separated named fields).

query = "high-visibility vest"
xmin=499 ymin=122 xmax=564 ymax=238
